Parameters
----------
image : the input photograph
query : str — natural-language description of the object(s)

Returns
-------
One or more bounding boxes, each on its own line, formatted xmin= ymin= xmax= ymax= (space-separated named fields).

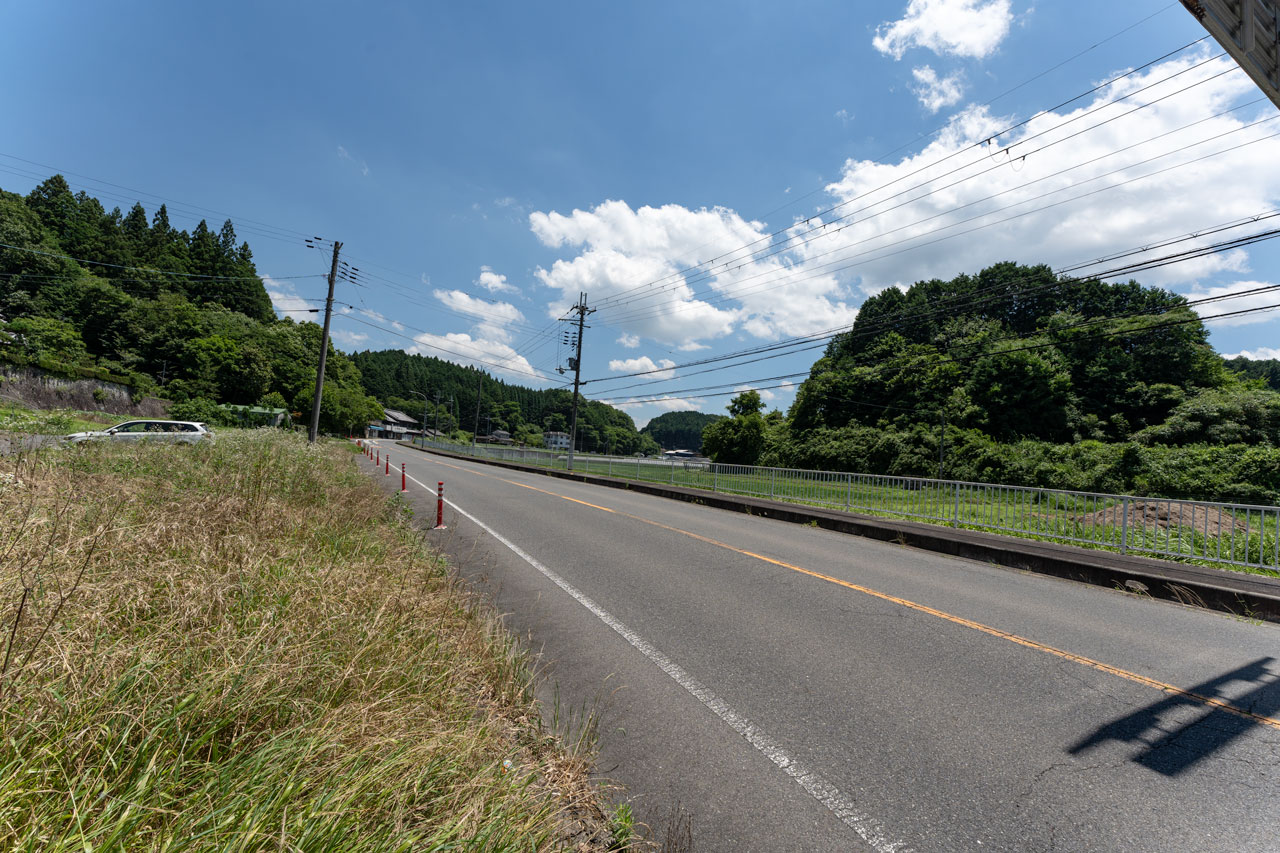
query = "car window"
xmin=116 ymin=423 xmax=146 ymax=433
xmin=180 ymin=424 xmax=198 ymax=432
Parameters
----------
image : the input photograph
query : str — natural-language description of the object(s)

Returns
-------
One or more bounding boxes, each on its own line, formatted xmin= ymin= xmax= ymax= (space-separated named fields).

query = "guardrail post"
xmin=713 ymin=464 xmax=719 ymax=493
xmin=769 ymin=468 xmax=775 ymax=499
xmin=1120 ymin=496 xmax=1130 ymax=554
xmin=670 ymin=459 xmax=675 ymax=484
xmin=434 ymin=482 xmax=446 ymax=529
xmin=953 ymin=482 xmax=961 ymax=528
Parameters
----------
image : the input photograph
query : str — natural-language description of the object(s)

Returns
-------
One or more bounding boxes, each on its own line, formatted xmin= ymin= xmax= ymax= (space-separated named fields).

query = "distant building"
xmin=476 ymin=428 xmax=515 ymax=445
xmin=545 ymin=430 xmax=570 ymax=451
xmin=367 ymin=408 xmax=421 ymax=438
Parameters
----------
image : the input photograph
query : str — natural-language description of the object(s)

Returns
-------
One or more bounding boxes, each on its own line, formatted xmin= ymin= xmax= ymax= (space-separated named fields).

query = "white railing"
xmin=406 ymin=438 xmax=1280 ymax=573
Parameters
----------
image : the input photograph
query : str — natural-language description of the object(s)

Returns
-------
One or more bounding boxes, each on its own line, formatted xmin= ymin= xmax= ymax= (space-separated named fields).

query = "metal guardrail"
xmin=408 ymin=439 xmax=1280 ymax=573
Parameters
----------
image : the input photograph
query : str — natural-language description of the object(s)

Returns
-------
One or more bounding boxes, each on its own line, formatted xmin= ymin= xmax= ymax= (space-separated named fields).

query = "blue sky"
xmin=4 ymin=1 xmax=1279 ymax=426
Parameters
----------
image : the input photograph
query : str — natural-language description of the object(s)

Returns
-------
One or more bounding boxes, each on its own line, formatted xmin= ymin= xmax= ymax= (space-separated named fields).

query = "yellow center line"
xmin=503 ymin=479 xmax=618 ymax=513
xmin=485 ymin=475 xmax=1280 ymax=732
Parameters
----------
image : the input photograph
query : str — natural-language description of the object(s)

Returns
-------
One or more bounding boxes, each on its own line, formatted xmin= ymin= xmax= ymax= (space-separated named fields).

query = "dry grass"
xmin=0 ymin=430 xmax=620 ymax=851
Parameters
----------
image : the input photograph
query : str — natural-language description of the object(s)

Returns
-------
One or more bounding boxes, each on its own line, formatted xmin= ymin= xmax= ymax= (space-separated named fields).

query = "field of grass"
xmin=416 ymin=441 xmax=1280 ymax=577
xmin=0 ymin=403 xmax=116 ymax=436
xmin=0 ymin=429 xmax=623 ymax=850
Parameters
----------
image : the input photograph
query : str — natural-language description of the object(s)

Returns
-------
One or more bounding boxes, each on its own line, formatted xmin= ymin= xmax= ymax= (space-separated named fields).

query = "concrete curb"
xmin=396 ymin=441 xmax=1280 ymax=623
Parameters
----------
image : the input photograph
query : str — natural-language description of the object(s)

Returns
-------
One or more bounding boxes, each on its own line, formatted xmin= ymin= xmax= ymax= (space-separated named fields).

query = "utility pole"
xmin=938 ymin=410 xmax=947 ymax=480
xmin=409 ymin=390 xmax=428 ymax=447
xmin=434 ymin=391 xmax=441 ymax=437
xmin=564 ymin=292 xmax=594 ymax=472
xmin=472 ymin=373 xmax=483 ymax=451
xmin=308 ymin=240 xmax=342 ymax=444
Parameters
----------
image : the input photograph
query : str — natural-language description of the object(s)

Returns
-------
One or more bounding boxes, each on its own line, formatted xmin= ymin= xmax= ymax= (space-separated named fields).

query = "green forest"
xmin=640 ymin=410 xmax=725 ymax=451
xmin=351 ymin=348 xmax=660 ymax=455
xmin=702 ymin=262 xmax=1280 ymax=504
xmin=5 ymin=176 xmax=1278 ymax=504
xmin=0 ymin=175 xmax=381 ymax=432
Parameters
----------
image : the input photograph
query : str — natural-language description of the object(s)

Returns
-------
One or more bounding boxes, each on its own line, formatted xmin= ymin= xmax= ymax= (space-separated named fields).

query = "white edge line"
xmin=397 ymin=463 xmax=910 ymax=853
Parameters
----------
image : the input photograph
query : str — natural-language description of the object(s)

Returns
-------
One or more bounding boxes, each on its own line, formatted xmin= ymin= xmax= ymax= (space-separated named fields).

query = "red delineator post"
xmin=401 ymin=462 xmax=406 ymax=492
xmin=385 ymin=454 xmax=390 ymax=475
xmin=376 ymin=449 xmax=380 ymax=465
xmin=433 ymin=481 xmax=446 ymax=529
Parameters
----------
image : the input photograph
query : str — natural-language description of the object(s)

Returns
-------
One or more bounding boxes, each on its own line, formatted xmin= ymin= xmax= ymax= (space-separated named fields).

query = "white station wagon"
xmin=64 ymin=420 xmax=215 ymax=445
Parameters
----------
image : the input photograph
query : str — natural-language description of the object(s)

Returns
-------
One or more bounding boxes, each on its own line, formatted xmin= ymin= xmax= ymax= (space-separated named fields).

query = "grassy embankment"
xmin=0 ymin=402 xmax=115 ymax=435
xmin=0 ymin=427 xmax=621 ymax=850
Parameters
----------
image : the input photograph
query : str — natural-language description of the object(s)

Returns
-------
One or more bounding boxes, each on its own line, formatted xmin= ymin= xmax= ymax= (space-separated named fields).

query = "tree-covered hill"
xmin=641 ymin=410 xmax=724 ymax=451
xmin=702 ymin=261 xmax=1280 ymax=503
xmin=351 ymin=348 xmax=660 ymax=454
xmin=0 ymin=176 xmax=381 ymax=433
xmin=1224 ymin=356 xmax=1280 ymax=392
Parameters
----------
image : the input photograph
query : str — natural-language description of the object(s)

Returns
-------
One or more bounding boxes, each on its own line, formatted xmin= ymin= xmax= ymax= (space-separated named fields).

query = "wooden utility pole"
xmin=565 ymin=292 xmax=594 ymax=472
xmin=472 ymin=373 xmax=483 ymax=451
xmin=308 ymin=240 xmax=342 ymax=443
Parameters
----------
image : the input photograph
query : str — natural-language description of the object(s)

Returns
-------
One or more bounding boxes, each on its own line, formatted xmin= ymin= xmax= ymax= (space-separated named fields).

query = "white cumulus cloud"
xmin=407 ymin=331 xmax=542 ymax=380
xmin=530 ymin=199 xmax=856 ymax=346
xmin=330 ymin=329 xmax=369 ymax=348
xmin=475 ymin=265 xmax=519 ymax=295
xmin=614 ymin=396 xmax=708 ymax=418
xmin=874 ymin=0 xmax=1013 ymax=60
xmin=264 ymin=276 xmax=317 ymax=323
xmin=1188 ymin=281 xmax=1280 ymax=328
xmin=733 ymin=384 xmax=777 ymax=402
xmin=912 ymin=65 xmax=966 ymax=112
xmin=813 ymin=51 xmax=1280 ymax=296
xmin=1222 ymin=346 xmax=1280 ymax=359
xmin=617 ymin=333 xmax=641 ymax=348
xmin=434 ymin=289 xmax=525 ymax=330
xmin=608 ymin=356 xmax=677 ymax=380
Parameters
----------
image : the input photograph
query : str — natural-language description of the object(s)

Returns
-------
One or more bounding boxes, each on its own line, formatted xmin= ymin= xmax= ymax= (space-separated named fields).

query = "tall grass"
xmin=0 ymin=430 xmax=615 ymax=850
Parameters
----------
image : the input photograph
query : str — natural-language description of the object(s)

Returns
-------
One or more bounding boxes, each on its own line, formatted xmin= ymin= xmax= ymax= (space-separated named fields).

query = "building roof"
xmin=382 ymin=409 xmax=417 ymax=424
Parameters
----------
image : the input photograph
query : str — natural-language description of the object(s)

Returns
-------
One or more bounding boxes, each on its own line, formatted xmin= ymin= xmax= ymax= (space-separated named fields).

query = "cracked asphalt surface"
xmin=366 ymin=442 xmax=1280 ymax=852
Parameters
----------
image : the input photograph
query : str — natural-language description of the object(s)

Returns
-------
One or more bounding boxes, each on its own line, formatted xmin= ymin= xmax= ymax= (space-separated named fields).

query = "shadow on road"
xmin=1068 ymin=657 xmax=1280 ymax=775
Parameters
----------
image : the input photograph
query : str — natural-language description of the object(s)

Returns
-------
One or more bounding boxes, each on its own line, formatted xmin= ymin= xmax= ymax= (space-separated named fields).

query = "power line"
xmin=586 ymin=225 xmax=1280 ymax=397
xmin=337 ymin=310 xmax=568 ymax=383
xmin=594 ymin=298 xmax=1280 ymax=407
xmin=600 ymin=54 xmax=1245 ymax=324
xmin=591 ymin=38 xmax=1220 ymax=312
xmin=0 ymin=240 xmax=307 ymax=281
xmin=604 ymin=108 xmax=1280 ymax=329
xmin=0 ymin=153 xmax=315 ymax=243
xmin=586 ymin=209 xmax=1280 ymax=389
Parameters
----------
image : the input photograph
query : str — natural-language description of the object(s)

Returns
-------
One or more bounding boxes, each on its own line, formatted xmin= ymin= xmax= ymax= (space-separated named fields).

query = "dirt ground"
xmin=1079 ymin=500 xmax=1250 ymax=537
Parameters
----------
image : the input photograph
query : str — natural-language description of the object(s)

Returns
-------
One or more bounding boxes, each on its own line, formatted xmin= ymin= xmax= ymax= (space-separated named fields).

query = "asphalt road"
xmin=363 ymin=441 xmax=1280 ymax=852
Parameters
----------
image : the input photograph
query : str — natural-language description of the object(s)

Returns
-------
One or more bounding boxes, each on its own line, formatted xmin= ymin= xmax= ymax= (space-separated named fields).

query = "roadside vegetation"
xmin=697 ymin=263 xmax=1280 ymax=506
xmin=1 ymin=176 xmax=382 ymax=434
xmin=0 ymin=402 xmax=113 ymax=436
xmin=0 ymin=428 xmax=624 ymax=850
